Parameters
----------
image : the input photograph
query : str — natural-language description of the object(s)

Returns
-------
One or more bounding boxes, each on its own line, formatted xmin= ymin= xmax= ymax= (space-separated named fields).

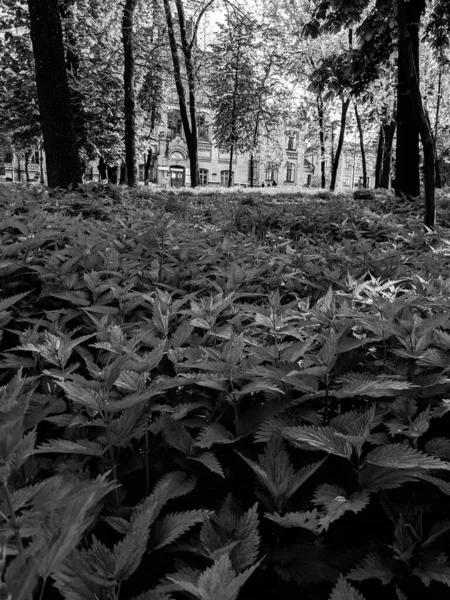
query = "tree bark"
xmin=381 ymin=119 xmax=396 ymax=189
xmin=228 ymin=143 xmax=234 ymax=187
xmin=162 ymin=0 xmax=199 ymax=187
xmin=434 ymin=61 xmax=443 ymax=187
xmin=26 ymin=0 xmax=81 ymax=189
xmin=330 ymin=98 xmax=350 ymax=191
xmin=354 ymin=102 xmax=367 ymax=187
xmin=395 ymin=0 xmax=425 ymax=198
xmin=375 ymin=126 xmax=384 ymax=188
xmin=122 ymin=0 xmax=138 ymax=186
xmin=144 ymin=149 xmax=152 ymax=183
xmin=317 ymin=93 xmax=326 ymax=188
xmin=98 ymin=156 xmax=107 ymax=181
xmin=397 ymin=0 xmax=435 ymax=227
xmin=24 ymin=153 xmax=30 ymax=182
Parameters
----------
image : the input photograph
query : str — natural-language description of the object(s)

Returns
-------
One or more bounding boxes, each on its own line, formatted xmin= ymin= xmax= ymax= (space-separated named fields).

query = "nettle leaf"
xmin=189 ymin=452 xmax=224 ymax=477
xmin=313 ymin=485 xmax=370 ymax=532
xmin=265 ymin=509 xmax=320 ymax=533
xmin=414 ymin=473 xmax=450 ymax=495
xmin=333 ymin=374 xmax=416 ymax=398
xmin=358 ymin=465 xmax=420 ymax=492
xmin=33 ymin=439 xmax=104 ymax=456
xmin=8 ymin=427 xmax=36 ymax=470
xmin=231 ymin=503 xmax=260 ymax=571
xmin=413 ymin=553 xmax=450 ymax=587
xmin=284 ymin=425 xmax=353 ymax=459
xmin=151 ymin=510 xmax=210 ymax=551
xmin=132 ymin=592 xmax=175 ymax=600
xmin=423 ymin=520 xmax=450 ymax=548
xmin=347 ymin=553 xmax=395 ymax=585
xmin=237 ymin=433 xmax=325 ymax=512
xmin=425 ymin=438 xmax=450 ymax=459
xmin=365 ymin=443 xmax=450 ymax=471
xmin=329 ymin=576 xmax=367 ymax=600
xmin=195 ymin=423 xmax=235 ymax=449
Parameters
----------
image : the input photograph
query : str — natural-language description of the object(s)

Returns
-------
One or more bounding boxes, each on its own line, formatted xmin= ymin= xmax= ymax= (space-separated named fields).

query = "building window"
xmin=367 ymin=160 xmax=373 ymax=171
xmin=344 ymin=175 xmax=351 ymax=187
xmin=366 ymin=177 xmax=371 ymax=187
xmin=169 ymin=89 xmax=178 ymax=103
xmin=265 ymin=161 xmax=278 ymax=183
xmin=345 ymin=156 xmax=352 ymax=169
xmin=84 ymin=165 xmax=94 ymax=181
xmin=285 ymin=162 xmax=295 ymax=183
xmin=199 ymin=168 xmax=209 ymax=185
xmin=248 ymin=159 xmax=259 ymax=183
xmin=139 ymin=164 xmax=145 ymax=182
xmin=304 ymin=173 xmax=312 ymax=186
xmin=220 ymin=170 xmax=233 ymax=186
xmin=355 ymin=158 xmax=362 ymax=170
xmin=197 ymin=113 xmax=209 ymax=140
xmin=30 ymin=150 xmax=39 ymax=165
xmin=167 ymin=109 xmax=183 ymax=139
xmin=287 ymin=132 xmax=298 ymax=151
xmin=5 ymin=151 xmax=13 ymax=163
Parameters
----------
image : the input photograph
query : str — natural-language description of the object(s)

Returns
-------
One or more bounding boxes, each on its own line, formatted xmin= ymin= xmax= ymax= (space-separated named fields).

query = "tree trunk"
xmin=98 ymin=156 xmax=107 ymax=181
xmin=122 ymin=0 xmax=138 ymax=186
xmin=381 ymin=119 xmax=396 ymax=188
xmin=317 ymin=93 xmax=326 ymax=188
xmin=434 ymin=61 xmax=443 ymax=187
xmin=119 ymin=162 xmax=127 ymax=185
xmin=397 ymin=0 xmax=435 ymax=226
xmin=26 ymin=0 xmax=81 ymax=189
xmin=108 ymin=165 xmax=117 ymax=184
xmin=144 ymin=149 xmax=152 ymax=183
xmin=395 ymin=0 xmax=425 ymax=198
xmin=24 ymin=153 xmax=30 ymax=182
xmin=162 ymin=0 xmax=198 ymax=187
xmin=375 ymin=126 xmax=384 ymax=188
xmin=330 ymin=98 xmax=350 ymax=191
xmin=354 ymin=102 xmax=367 ymax=187
xmin=228 ymin=143 xmax=234 ymax=188
xmin=250 ymin=154 xmax=254 ymax=188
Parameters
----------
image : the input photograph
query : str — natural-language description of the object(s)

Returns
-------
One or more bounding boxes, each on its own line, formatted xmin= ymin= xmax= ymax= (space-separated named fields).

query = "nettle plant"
xmin=2 ymin=184 xmax=450 ymax=599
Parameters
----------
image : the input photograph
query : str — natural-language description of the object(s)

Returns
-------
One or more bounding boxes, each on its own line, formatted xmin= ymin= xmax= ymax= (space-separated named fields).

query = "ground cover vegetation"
xmin=2 ymin=183 xmax=450 ymax=599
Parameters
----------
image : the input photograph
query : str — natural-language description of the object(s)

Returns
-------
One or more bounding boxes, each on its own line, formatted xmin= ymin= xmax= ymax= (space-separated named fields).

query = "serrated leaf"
xmin=413 ymin=553 xmax=450 ymax=586
xmin=284 ymin=425 xmax=353 ymax=459
xmin=104 ymin=516 xmax=130 ymax=535
xmin=314 ymin=485 xmax=370 ymax=532
xmin=265 ymin=509 xmax=320 ymax=532
xmin=423 ymin=520 xmax=450 ymax=548
xmin=365 ymin=443 xmax=450 ymax=471
xmin=231 ymin=503 xmax=260 ymax=571
xmin=358 ymin=465 xmax=420 ymax=492
xmin=8 ymin=427 xmax=36 ymax=470
xmin=189 ymin=452 xmax=224 ymax=477
xmin=334 ymin=374 xmax=416 ymax=398
xmin=152 ymin=510 xmax=210 ymax=550
xmin=347 ymin=553 xmax=395 ymax=585
xmin=33 ymin=439 xmax=104 ymax=456
xmin=329 ymin=576 xmax=367 ymax=600
xmin=195 ymin=423 xmax=235 ymax=448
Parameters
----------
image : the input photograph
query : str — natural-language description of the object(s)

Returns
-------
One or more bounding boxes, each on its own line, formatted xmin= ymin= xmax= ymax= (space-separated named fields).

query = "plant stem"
xmin=1 ymin=480 xmax=24 ymax=555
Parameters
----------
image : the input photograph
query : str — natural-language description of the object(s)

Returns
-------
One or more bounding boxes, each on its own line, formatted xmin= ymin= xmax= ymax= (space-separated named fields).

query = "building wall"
xmin=305 ymin=146 xmax=379 ymax=189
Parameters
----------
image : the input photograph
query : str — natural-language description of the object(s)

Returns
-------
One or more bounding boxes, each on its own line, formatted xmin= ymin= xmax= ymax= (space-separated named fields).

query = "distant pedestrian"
xmin=272 ymin=180 xmax=277 ymax=187
xmin=261 ymin=182 xmax=265 ymax=188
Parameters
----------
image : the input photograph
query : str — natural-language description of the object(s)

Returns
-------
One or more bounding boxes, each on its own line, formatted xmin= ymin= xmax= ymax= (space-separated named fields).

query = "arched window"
xmin=265 ymin=162 xmax=278 ymax=183
xmin=220 ymin=170 xmax=233 ymax=186
xmin=285 ymin=162 xmax=295 ymax=183
xmin=199 ymin=168 xmax=209 ymax=185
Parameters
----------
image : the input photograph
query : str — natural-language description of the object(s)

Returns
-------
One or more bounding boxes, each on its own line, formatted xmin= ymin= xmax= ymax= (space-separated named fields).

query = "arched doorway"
xmin=170 ymin=165 xmax=185 ymax=187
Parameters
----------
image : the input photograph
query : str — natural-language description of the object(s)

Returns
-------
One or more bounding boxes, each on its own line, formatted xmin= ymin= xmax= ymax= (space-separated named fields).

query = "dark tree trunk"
xmin=144 ymin=149 xmax=152 ymax=183
xmin=354 ymin=102 xmax=367 ymax=187
xmin=107 ymin=165 xmax=117 ymax=184
xmin=119 ymin=162 xmax=127 ymax=185
xmin=395 ymin=0 xmax=425 ymax=198
xmin=26 ymin=0 xmax=81 ymax=188
xmin=317 ymin=93 xmax=326 ymax=188
xmin=39 ymin=147 xmax=45 ymax=183
xmin=381 ymin=119 xmax=396 ymax=188
xmin=397 ymin=0 xmax=435 ymax=226
xmin=375 ymin=126 xmax=384 ymax=188
xmin=122 ymin=0 xmax=138 ymax=186
xmin=330 ymin=98 xmax=350 ymax=192
xmin=162 ymin=0 xmax=198 ymax=187
xmin=435 ymin=61 xmax=443 ymax=188
xmin=98 ymin=156 xmax=107 ymax=180
xmin=250 ymin=154 xmax=254 ymax=188
xmin=228 ymin=143 xmax=234 ymax=188
xmin=24 ymin=152 xmax=30 ymax=182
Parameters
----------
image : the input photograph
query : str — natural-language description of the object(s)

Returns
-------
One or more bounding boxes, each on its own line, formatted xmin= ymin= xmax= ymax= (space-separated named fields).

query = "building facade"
xmin=304 ymin=145 xmax=379 ymax=189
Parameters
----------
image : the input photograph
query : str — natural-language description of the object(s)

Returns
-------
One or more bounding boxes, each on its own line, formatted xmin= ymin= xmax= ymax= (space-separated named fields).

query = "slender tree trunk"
xmin=162 ymin=0 xmax=199 ymax=187
xmin=26 ymin=0 xmax=81 ymax=188
xmin=381 ymin=119 xmax=396 ymax=188
xmin=122 ymin=0 xmax=138 ymax=186
xmin=375 ymin=126 xmax=384 ymax=188
xmin=250 ymin=153 xmax=254 ymax=188
xmin=98 ymin=156 xmax=107 ymax=181
xmin=144 ymin=149 xmax=152 ymax=183
xmin=397 ymin=0 xmax=435 ymax=226
xmin=395 ymin=0 xmax=425 ymax=198
xmin=330 ymin=98 xmax=350 ymax=191
xmin=108 ymin=165 xmax=117 ymax=184
xmin=317 ymin=93 xmax=326 ymax=188
xmin=39 ymin=147 xmax=44 ymax=183
xmin=434 ymin=61 xmax=443 ymax=187
xmin=354 ymin=102 xmax=367 ymax=187
xmin=228 ymin=143 xmax=234 ymax=187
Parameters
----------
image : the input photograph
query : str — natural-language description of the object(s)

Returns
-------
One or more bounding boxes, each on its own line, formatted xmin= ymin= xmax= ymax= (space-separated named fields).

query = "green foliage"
xmin=2 ymin=183 xmax=450 ymax=599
